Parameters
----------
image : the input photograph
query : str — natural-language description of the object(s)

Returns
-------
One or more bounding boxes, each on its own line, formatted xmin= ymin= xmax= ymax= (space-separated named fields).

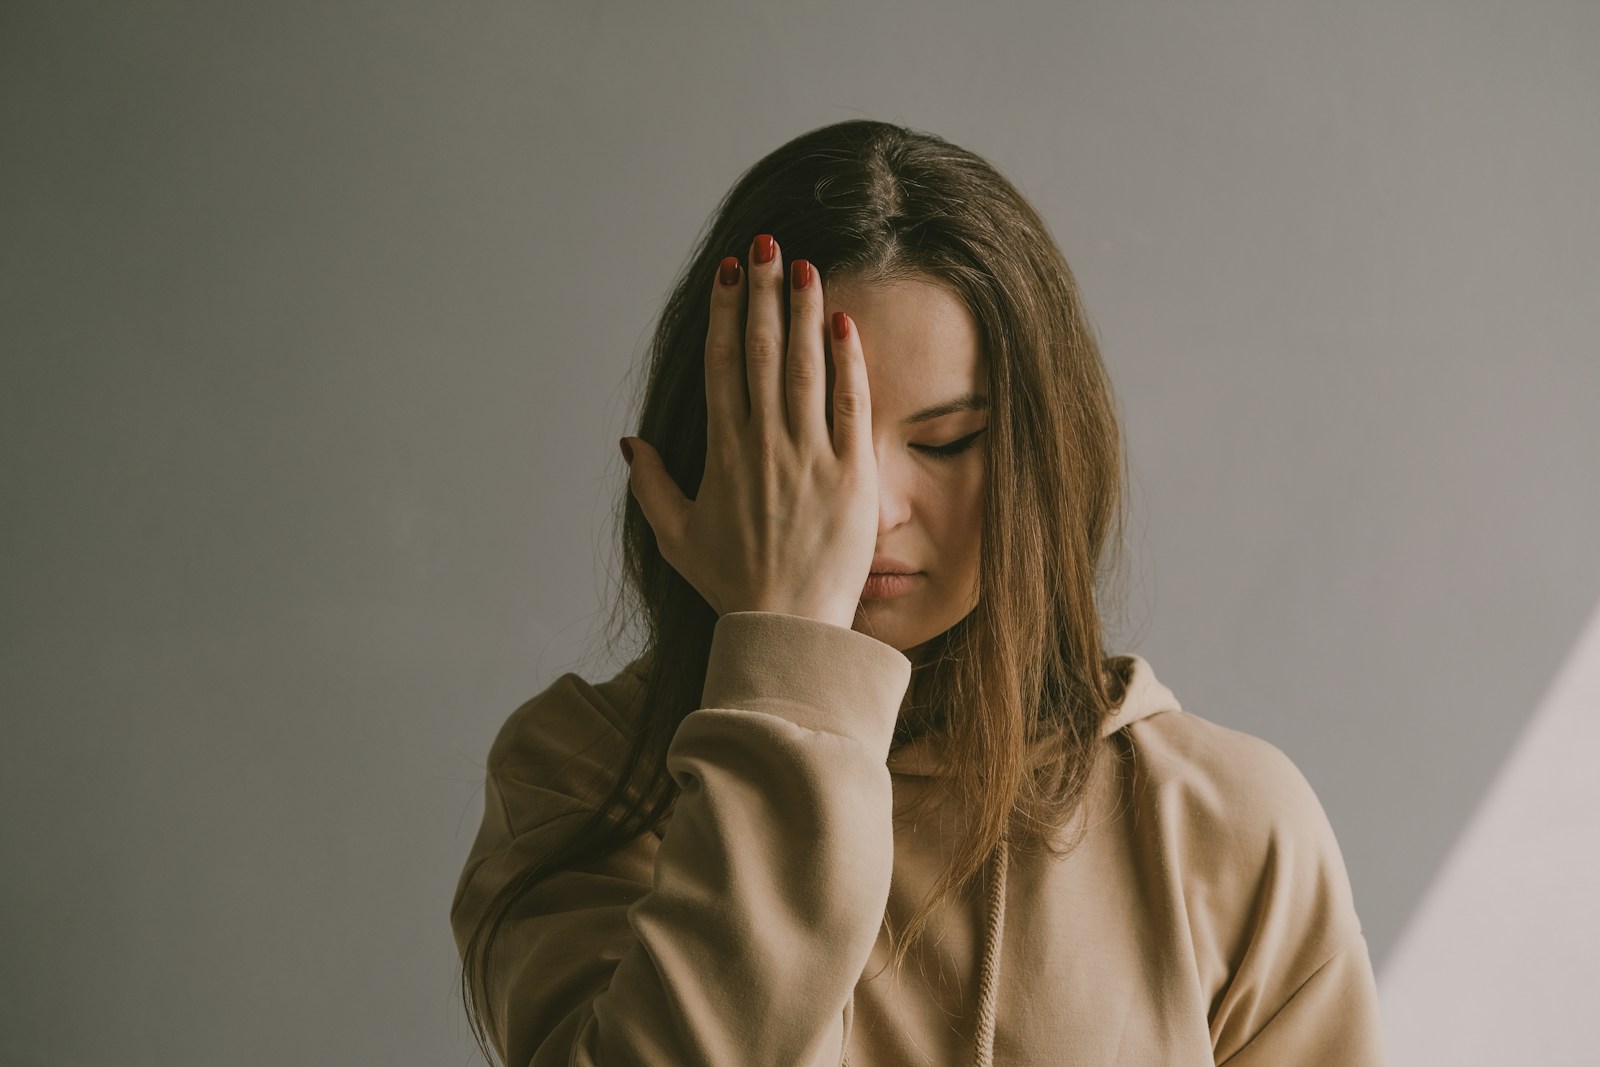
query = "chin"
xmin=853 ymin=607 xmax=947 ymax=654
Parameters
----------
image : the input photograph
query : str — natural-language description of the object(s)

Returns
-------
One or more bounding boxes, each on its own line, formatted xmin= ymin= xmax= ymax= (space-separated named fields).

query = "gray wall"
xmin=3 ymin=2 xmax=1594 ymax=1063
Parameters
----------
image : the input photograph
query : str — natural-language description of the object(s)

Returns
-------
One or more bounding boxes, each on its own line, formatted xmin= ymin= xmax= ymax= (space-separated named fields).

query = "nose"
xmin=874 ymin=441 xmax=914 ymax=535
xmin=824 ymin=413 xmax=913 ymax=534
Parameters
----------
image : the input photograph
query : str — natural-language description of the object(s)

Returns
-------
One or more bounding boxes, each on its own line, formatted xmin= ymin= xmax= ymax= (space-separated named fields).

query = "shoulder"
xmin=485 ymin=654 xmax=652 ymax=817
xmin=1117 ymin=708 xmax=1362 ymax=954
xmin=1116 ymin=711 xmax=1384 ymax=1055
xmin=1121 ymin=708 xmax=1342 ymax=860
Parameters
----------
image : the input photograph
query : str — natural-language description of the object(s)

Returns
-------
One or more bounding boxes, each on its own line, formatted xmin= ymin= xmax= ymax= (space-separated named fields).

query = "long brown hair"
xmin=457 ymin=118 xmax=1136 ymax=1065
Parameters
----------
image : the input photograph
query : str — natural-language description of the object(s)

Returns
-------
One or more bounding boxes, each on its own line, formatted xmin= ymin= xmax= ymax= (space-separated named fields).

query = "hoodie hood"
xmin=884 ymin=653 xmax=1183 ymax=777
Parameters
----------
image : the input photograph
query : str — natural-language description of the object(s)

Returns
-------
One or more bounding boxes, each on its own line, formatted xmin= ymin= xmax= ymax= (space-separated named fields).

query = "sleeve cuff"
xmin=700 ymin=611 xmax=914 ymax=755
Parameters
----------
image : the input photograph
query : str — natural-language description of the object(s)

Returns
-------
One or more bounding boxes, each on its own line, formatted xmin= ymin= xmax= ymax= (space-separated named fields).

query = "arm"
xmin=1202 ymin=741 xmax=1390 ymax=1066
xmin=1215 ymin=931 xmax=1387 ymax=1066
xmin=449 ymin=611 xmax=913 ymax=1067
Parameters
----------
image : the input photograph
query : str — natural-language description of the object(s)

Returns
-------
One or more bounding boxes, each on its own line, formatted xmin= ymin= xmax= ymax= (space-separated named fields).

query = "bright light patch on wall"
xmin=1379 ymin=599 xmax=1600 ymax=1065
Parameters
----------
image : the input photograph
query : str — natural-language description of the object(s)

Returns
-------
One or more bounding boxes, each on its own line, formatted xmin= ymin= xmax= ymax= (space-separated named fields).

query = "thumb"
xmin=622 ymin=435 xmax=689 ymax=545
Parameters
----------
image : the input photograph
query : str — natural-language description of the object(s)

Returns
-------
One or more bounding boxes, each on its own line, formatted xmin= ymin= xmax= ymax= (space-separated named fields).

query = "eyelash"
xmin=913 ymin=428 xmax=986 ymax=460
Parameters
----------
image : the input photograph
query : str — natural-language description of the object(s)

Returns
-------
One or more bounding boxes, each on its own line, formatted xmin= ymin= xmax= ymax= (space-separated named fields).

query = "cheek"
xmin=958 ymin=466 xmax=985 ymax=521
xmin=962 ymin=478 xmax=985 ymax=560
xmin=931 ymin=474 xmax=985 ymax=552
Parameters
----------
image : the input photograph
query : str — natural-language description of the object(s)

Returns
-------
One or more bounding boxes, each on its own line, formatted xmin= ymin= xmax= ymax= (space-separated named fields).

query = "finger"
xmin=704 ymin=255 xmax=748 ymax=457
xmin=828 ymin=311 xmax=872 ymax=464
xmin=623 ymin=436 xmax=690 ymax=561
xmin=785 ymin=258 xmax=828 ymax=448
xmin=743 ymin=233 xmax=786 ymax=438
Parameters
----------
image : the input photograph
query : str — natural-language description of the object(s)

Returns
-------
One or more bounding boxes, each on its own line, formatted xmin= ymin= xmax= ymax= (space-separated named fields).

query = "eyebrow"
xmin=903 ymin=391 xmax=990 ymax=425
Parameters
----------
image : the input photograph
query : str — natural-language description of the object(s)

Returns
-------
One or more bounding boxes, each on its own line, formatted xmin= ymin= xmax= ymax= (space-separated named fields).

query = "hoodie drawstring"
xmin=839 ymin=833 xmax=1010 ymax=1067
xmin=973 ymin=833 xmax=1009 ymax=1067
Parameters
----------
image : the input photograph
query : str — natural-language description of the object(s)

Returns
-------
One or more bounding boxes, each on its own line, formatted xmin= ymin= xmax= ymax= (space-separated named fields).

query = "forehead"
xmin=822 ymin=276 xmax=987 ymax=404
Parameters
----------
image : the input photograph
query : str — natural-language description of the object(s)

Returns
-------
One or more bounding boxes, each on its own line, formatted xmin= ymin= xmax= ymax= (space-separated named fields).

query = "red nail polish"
xmin=832 ymin=311 xmax=849 ymax=341
xmin=791 ymin=260 xmax=811 ymax=291
xmin=718 ymin=257 xmax=740 ymax=286
xmin=755 ymin=234 xmax=776 ymax=264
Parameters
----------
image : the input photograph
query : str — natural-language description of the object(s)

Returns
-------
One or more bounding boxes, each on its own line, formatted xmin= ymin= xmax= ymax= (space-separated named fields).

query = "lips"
xmin=869 ymin=555 xmax=920 ymax=575
xmin=861 ymin=571 xmax=922 ymax=601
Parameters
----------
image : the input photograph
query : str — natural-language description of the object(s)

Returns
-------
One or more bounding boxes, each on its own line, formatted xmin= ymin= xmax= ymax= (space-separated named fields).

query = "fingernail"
xmin=619 ymin=437 xmax=633 ymax=464
xmin=755 ymin=234 xmax=776 ymax=264
xmin=832 ymin=311 xmax=850 ymax=342
xmin=791 ymin=259 xmax=812 ymax=291
xmin=718 ymin=257 xmax=740 ymax=286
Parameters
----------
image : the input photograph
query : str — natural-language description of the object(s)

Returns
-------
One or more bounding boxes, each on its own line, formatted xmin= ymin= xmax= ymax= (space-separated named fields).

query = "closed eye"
xmin=913 ymin=427 xmax=986 ymax=459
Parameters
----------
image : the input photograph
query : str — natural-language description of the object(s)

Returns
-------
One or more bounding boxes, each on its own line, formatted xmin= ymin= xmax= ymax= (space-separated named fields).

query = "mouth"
xmin=861 ymin=571 xmax=924 ymax=600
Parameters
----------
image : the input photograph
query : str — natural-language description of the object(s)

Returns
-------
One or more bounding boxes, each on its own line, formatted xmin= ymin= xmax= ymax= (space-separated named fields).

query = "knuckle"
xmin=744 ymin=334 xmax=781 ymax=364
xmin=705 ymin=338 xmax=739 ymax=366
xmin=832 ymin=389 xmax=868 ymax=417
xmin=708 ymin=435 xmax=740 ymax=469
xmin=749 ymin=432 xmax=784 ymax=469
xmin=786 ymin=356 xmax=819 ymax=385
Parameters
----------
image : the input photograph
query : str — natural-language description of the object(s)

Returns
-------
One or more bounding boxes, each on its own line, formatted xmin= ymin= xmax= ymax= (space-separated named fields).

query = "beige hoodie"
xmin=451 ymin=610 xmax=1388 ymax=1066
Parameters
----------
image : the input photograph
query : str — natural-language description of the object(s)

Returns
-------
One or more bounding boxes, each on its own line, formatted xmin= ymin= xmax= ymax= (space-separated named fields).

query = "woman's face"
xmin=822 ymin=273 xmax=988 ymax=663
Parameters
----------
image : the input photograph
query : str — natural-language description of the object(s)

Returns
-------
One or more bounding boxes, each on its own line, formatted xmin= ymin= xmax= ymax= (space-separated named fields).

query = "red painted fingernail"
xmin=619 ymin=437 xmax=633 ymax=464
xmin=791 ymin=260 xmax=812 ymax=291
xmin=718 ymin=257 xmax=740 ymax=286
xmin=832 ymin=311 xmax=850 ymax=342
xmin=755 ymin=234 xmax=776 ymax=264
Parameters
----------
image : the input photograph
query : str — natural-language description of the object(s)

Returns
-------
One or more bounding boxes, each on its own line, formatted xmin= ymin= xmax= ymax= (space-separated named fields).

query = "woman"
xmin=450 ymin=120 xmax=1388 ymax=1066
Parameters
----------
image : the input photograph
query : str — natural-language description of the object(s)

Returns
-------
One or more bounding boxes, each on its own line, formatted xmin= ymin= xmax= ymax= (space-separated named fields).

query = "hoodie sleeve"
xmin=1197 ymin=732 xmax=1390 ymax=1067
xmin=1214 ymin=930 xmax=1388 ymax=1066
xmin=449 ymin=610 xmax=913 ymax=1067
